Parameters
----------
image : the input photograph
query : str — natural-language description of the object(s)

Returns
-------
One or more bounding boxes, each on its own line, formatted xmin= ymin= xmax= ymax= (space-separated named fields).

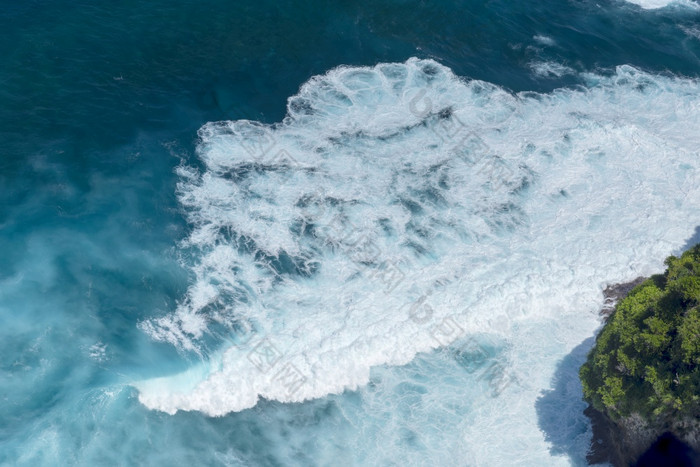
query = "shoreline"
xmin=584 ymin=276 xmax=700 ymax=466
xmin=599 ymin=276 xmax=647 ymax=319
xmin=585 ymin=277 xmax=647 ymax=466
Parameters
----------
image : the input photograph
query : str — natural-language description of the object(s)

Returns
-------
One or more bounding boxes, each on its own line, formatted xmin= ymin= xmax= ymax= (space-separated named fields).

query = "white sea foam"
xmin=530 ymin=61 xmax=575 ymax=78
xmin=533 ymin=35 xmax=556 ymax=46
xmin=622 ymin=0 xmax=698 ymax=9
xmin=135 ymin=56 xmax=700 ymax=453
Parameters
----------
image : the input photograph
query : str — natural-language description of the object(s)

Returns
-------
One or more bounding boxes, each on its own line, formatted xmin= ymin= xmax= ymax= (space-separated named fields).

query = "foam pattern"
xmin=136 ymin=58 xmax=700 ymax=417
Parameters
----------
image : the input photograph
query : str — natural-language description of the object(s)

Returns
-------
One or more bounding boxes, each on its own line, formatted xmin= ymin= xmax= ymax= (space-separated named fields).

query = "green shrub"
xmin=580 ymin=244 xmax=700 ymax=421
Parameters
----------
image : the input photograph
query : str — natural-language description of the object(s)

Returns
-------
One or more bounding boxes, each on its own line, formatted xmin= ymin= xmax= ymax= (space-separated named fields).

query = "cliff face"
xmin=585 ymin=404 xmax=700 ymax=466
xmin=580 ymin=246 xmax=700 ymax=465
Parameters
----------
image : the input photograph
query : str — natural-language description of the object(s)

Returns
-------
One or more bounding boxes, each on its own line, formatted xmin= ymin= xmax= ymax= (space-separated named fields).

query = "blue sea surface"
xmin=1 ymin=0 xmax=699 ymax=465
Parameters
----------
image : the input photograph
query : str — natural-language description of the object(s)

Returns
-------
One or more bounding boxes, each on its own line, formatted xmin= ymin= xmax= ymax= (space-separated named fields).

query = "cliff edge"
xmin=580 ymin=245 xmax=700 ymax=466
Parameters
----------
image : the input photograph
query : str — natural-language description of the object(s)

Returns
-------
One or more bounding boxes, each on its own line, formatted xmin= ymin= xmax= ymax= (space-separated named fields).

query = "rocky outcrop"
xmin=584 ymin=276 xmax=700 ymax=466
xmin=586 ymin=404 xmax=700 ymax=465
xmin=599 ymin=277 xmax=646 ymax=319
xmin=636 ymin=432 xmax=700 ymax=467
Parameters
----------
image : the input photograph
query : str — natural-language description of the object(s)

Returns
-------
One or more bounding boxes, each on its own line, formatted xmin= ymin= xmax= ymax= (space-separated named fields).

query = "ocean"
xmin=1 ymin=0 xmax=699 ymax=465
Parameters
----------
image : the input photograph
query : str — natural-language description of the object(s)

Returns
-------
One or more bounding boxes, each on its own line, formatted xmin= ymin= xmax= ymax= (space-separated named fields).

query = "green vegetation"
xmin=580 ymin=244 xmax=700 ymax=421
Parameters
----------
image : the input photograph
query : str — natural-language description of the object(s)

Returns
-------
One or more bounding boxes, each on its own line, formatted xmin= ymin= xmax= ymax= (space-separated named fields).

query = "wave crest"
xmin=136 ymin=59 xmax=700 ymax=415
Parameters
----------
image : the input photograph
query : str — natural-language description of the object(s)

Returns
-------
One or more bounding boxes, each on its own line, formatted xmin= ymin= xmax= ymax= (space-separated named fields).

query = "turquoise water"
xmin=1 ymin=0 xmax=700 ymax=465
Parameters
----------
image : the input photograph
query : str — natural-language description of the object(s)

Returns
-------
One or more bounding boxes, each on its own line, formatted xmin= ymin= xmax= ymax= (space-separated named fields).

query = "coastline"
xmin=599 ymin=277 xmax=647 ymax=319
xmin=586 ymin=277 xmax=647 ymax=465
xmin=584 ymin=277 xmax=700 ymax=466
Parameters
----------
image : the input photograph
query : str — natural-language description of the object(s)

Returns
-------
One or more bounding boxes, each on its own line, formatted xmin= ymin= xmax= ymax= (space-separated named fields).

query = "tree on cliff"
xmin=580 ymin=244 xmax=700 ymax=421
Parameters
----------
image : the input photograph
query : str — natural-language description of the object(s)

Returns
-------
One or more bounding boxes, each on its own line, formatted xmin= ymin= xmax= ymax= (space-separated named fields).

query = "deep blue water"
xmin=1 ymin=0 xmax=699 ymax=465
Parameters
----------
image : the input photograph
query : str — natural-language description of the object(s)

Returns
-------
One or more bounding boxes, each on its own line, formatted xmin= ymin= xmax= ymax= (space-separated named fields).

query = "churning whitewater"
xmin=622 ymin=0 xmax=698 ymax=9
xmin=136 ymin=58 xmax=700 ymax=417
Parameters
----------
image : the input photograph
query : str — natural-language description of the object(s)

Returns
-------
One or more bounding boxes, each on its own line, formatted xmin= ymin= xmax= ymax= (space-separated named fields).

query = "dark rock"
xmin=585 ymin=404 xmax=622 ymax=466
xmin=586 ymin=404 xmax=700 ymax=466
xmin=635 ymin=432 xmax=700 ymax=467
xmin=600 ymin=276 xmax=646 ymax=319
